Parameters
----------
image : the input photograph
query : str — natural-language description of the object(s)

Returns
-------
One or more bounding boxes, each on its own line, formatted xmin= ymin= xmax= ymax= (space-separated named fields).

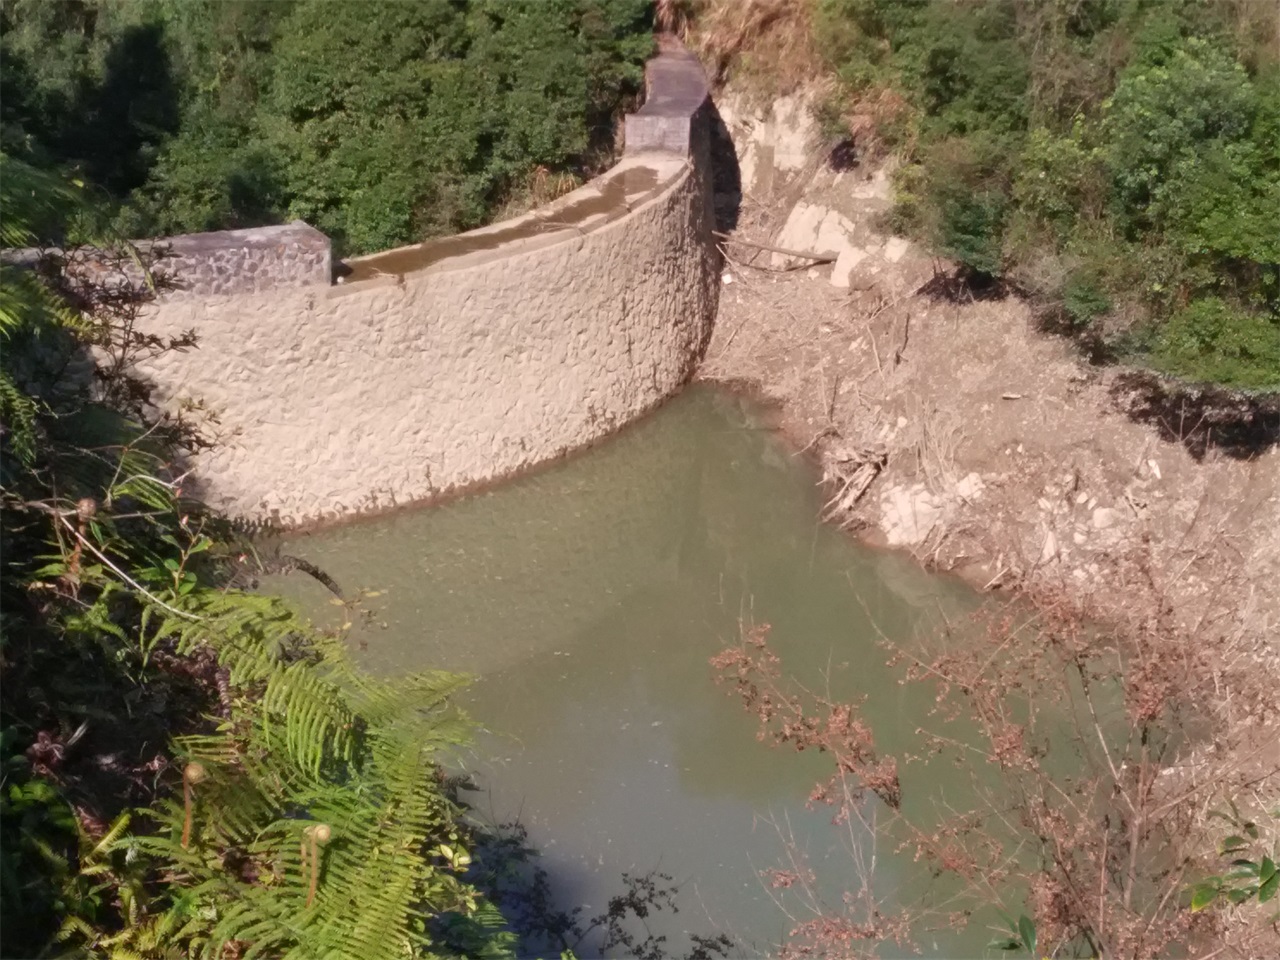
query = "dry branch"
xmin=714 ymin=229 xmax=837 ymax=265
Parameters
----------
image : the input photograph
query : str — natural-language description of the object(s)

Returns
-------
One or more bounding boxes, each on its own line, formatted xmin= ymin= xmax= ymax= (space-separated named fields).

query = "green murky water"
xmin=268 ymin=386 xmax=1007 ymax=956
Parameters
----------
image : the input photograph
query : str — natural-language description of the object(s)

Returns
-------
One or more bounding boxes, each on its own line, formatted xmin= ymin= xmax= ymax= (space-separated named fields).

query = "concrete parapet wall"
xmin=143 ymin=222 xmax=332 ymax=298
xmin=133 ymin=44 xmax=717 ymax=526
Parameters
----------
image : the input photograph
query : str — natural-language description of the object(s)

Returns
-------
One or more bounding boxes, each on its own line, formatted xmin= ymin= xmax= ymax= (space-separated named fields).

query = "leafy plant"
xmin=1 ymin=0 xmax=653 ymax=255
xmin=1150 ymin=297 xmax=1280 ymax=391
xmin=1189 ymin=804 xmax=1280 ymax=916
xmin=1 ymin=155 xmax=514 ymax=959
xmin=810 ymin=0 xmax=1280 ymax=392
xmin=1061 ymin=272 xmax=1112 ymax=330
xmin=989 ymin=912 xmax=1038 ymax=956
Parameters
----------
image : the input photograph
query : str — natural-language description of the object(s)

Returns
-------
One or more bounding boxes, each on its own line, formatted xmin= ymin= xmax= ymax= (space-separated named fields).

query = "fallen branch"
xmin=713 ymin=229 xmax=837 ymax=265
xmin=820 ymin=442 xmax=888 ymax=526
xmin=893 ymin=311 xmax=911 ymax=367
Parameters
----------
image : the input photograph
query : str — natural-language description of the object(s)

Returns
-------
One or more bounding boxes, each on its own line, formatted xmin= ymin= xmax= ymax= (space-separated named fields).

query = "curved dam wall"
xmin=132 ymin=45 xmax=717 ymax=527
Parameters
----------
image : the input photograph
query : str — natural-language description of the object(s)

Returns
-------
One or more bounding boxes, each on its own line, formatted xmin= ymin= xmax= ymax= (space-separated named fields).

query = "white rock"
xmin=955 ymin=472 xmax=985 ymax=500
xmin=851 ymin=179 xmax=887 ymax=200
xmin=770 ymin=95 xmax=816 ymax=172
xmin=879 ymin=483 xmax=945 ymax=546
xmin=1091 ymin=507 xmax=1123 ymax=530
xmin=774 ymin=202 xmax=823 ymax=246
xmin=1040 ymin=529 xmax=1060 ymax=563
xmin=883 ymin=237 xmax=912 ymax=263
xmin=739 ymin=144 xmax=759 ymax=196
xmin=772 ymin=203 xmax=829 ymax=267
xmin=815 ymin=209 xmax=857 ymax=256
xmin=830 ymin=245 xmax=868 ymax=288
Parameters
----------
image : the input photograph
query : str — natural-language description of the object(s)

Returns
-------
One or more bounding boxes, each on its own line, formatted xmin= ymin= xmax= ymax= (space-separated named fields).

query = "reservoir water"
xmin=267 ymin=386 xmax=1006 ymax=956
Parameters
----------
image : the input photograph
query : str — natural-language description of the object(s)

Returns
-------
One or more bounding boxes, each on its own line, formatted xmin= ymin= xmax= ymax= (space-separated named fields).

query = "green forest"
xmin=813 ymin=0 xmax=1280 ymax=390
xmin=1 ymin=2 xmax=653 ymax=958
xmin=1 ymin=0 xmax=653 ymax=255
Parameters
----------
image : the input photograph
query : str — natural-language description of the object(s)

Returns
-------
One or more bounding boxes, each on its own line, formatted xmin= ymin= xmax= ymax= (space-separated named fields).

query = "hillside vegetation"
xmin=691 ymin=0 xmax=1280 ymax=391
xmin=827 ymin=0 xmax=1280 ymax=390
xmin=1 ymin=0 xmax=654 ymax=255
xmin=0 ymin=156 xmax=523 ymax=958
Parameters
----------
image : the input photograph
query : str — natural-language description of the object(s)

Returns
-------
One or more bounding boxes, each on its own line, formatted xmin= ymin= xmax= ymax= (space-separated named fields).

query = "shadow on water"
xmin=464 ymin=815 xmax=738 ymax=960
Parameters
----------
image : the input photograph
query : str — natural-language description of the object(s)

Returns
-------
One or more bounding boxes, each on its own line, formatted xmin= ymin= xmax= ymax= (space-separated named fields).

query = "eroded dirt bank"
xmin=698 ymin=91 xmax=1280 ymax=757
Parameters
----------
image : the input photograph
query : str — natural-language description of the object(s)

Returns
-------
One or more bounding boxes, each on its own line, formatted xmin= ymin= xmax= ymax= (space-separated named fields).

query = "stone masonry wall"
xmin=3 ymin=221 xmax=331 ymax=299
xmin=132 ymin=45 xmax=717 ymax=527
xmin=143 ymin=222 xmax=332 ymax=298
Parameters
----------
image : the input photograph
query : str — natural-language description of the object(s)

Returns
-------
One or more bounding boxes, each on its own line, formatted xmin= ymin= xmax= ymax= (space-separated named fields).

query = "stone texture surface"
xmin=132 ymin=45 xmax=718 ymax=527
xmin=716 ymin=94 xmax=816 ymax=199
xmin=147 ymin=222 xmax=332 ymax=297
xmin=4 ymin=221 xmax=332 ymax=299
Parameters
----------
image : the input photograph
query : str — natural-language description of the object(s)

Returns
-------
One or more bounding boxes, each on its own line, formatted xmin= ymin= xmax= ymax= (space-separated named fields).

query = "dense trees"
xmin=1 ymin=0 xmax=653 ymax=254
xmin=814 ymin=0 xmax=1280 ymax=390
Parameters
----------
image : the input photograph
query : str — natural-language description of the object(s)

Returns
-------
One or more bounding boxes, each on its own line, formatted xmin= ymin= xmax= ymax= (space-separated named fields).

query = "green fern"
xmin=78 ymin=588 xmax=511 ymax=960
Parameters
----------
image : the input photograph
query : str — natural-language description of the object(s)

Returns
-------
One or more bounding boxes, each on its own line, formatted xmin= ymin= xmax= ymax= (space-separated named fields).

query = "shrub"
xmin=1062 ymin=272 xmax=1112 ymax=329
xmin=1 ymin=1 xmax=653 ymax=255
xmin=1150 ymin=297 xmax=1280 ymax=391
xmin=937 ymin=190 xmax=1007 ymax=278
xmin=1103 ymin=38 xmax=1258 ymax=234
xmin=809 ymin=0 xmax=1280 ymax=392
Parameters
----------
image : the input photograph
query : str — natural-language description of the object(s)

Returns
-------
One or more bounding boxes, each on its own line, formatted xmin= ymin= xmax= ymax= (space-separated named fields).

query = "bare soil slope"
xmin=701 ymin=89 xmax=1280 ymax=725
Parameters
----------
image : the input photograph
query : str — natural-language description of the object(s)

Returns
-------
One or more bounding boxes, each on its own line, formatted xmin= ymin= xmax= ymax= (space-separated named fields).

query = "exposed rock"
xmin=955 ymin=472 xmax=985 ymax=500
xmin=1040 ymin=528 xmax=1060 ymax=563
xmin=879 ymin=483 xmax=945 ymax=547
xmin=717 ymin=93 xmax=817 ymax=198
xmin=883 ymin=237 xmax=912 ymax=263
xmin=830 ymin=246 xmax=868 ymax=288
xmin=1091 ymin=507 xmax=1123 ymax=530
xmin=772 ymin=204 xmax=857 ymax=268
xmin=815 ymin=210 xmax=856 ymax=256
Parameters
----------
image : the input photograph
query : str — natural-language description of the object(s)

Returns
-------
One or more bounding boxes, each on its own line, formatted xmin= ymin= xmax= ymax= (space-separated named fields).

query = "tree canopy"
xmin=1 ymin=0 xmax=654 ymax=254
xmin=815 ymin=0 xmax=1280 ymax=390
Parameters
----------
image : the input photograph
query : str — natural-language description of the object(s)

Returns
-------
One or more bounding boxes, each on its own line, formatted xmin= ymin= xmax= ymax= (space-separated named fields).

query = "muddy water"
xmin=267 ymin=386 xmax=1006 ymax=956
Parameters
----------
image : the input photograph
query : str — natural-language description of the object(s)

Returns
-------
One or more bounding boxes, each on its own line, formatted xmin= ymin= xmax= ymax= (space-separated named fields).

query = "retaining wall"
xmin=131 ymin=44 xmax=717 ymax=527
